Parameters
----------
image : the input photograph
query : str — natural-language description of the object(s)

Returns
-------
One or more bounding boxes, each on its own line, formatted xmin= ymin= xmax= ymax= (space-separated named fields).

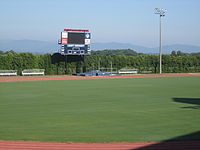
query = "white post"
xmin=159 ymin=15 xmax=162 ymax=74
xmin=155 ymin=8 xmax=166 ymax=74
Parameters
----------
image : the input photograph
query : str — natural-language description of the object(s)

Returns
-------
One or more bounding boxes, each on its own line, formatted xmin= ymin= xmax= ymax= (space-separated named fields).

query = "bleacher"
xmin=118 ymin=69 xmax=138 ymax=74
xmin=0 ymin=70 xmax=17 ymax=76
xmin=22 ymin=69 xmax=45 ymax=76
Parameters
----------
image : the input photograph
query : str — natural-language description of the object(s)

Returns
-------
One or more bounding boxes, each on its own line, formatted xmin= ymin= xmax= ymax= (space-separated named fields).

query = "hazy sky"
xmin=0 ymin=0 xmax=200 ymax=47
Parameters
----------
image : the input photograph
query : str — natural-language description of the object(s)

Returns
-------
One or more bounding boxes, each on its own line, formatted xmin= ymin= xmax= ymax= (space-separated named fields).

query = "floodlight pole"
xmin=159 ymin=15 xmax=162 ymax=74
xmin=155 ymin=8 xmax=166 ymax=74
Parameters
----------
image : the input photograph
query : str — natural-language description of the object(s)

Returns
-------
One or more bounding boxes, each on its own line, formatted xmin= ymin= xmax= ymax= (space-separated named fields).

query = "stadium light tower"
xmin=155 ymin=8 xmax=167 ymax=74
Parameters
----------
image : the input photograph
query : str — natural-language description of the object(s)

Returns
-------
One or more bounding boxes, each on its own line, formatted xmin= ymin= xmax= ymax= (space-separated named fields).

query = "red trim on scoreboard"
xmin=64 ymin=29 xmax=89 ymax=32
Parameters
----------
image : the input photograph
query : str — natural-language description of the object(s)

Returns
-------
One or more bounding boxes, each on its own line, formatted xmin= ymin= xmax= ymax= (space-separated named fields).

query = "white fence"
xmin=0 ymin=70 xmax=17 ymax=76
xmin=118 ymin=69 xmax=138 ymax=74
xmin=22 ymin=69 xmax=45 ymax=76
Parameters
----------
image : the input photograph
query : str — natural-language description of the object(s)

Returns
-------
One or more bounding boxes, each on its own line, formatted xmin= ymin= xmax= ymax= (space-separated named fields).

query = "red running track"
xmin=0 ymin=73 xmax=200 ymax=82
xmin=0 ymin=141 xmax=200 ymax=150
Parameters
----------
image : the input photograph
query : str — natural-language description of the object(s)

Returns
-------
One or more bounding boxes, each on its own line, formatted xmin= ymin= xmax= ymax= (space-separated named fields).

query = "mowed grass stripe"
xmin=0 ymin=76 xmax=200 ymax=142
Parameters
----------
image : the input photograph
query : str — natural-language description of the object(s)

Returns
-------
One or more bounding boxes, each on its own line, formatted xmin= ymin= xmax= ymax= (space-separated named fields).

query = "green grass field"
xmin=0 ymin=76 xmax=200 ymax=143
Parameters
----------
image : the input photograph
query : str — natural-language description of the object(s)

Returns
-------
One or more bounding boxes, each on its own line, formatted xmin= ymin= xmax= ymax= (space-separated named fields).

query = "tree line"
xmin=0 ymin=50 xmax=200 ymax=75
xmin=92 ymin=49 xmax=143 ymax=56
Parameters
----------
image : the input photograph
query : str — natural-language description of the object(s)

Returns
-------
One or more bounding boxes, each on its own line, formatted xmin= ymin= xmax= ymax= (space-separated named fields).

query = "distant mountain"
xmin=91 ymin=42 xmax=148 ymax=52
xmin=0 ymin=40 xmax=200 ymax=54
xmin=161 ymin=44 xmax=200 ymax=54
xmin=0 ymin=39 xmax=59 ymax=54
xmin=92 ymin=42 xmax=200 ymax=54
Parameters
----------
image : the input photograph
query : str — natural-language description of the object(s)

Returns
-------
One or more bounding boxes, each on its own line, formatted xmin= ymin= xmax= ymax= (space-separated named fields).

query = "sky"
xmin=0 ymin=0 xmax=200 ymax=47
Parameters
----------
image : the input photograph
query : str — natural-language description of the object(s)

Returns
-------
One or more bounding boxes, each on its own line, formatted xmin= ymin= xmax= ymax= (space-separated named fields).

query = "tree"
xmin=92 ymin=49 xmax=139 ymax=56
xmin=171 ymin=50 xmax=177 ymax=56
xmin=177 ymin=50 xmax=187 ymax=56
xmin=0 ymin=50 xmax=4 ymax=55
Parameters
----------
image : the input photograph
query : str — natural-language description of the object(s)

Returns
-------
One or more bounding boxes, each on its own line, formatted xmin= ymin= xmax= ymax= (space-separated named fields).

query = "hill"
xmin=92 ymin=42 xmax=200 ymax=54
xmin=0 ymin=40 xmax=200 ymax=54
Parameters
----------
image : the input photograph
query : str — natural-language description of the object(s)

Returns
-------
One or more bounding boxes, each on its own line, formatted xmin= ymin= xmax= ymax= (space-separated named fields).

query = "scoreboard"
xmin=59 ymin=29 xmax=91 ymax=55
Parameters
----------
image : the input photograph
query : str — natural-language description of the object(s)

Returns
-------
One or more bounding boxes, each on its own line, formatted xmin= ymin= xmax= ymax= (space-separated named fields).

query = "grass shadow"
xmin=173 ymin=98 xmax=200 ymax=109
xmin=131 ymin=131 xmax=200 ymax=150
xmin=129 ymin=98 xmax=200 ymax=149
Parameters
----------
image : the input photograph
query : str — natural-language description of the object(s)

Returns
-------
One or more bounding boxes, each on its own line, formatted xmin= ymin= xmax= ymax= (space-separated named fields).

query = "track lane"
xmin=0 ymin=141 xmax=200 ymax=150
xmin=0 ymin=73 xmax=200 ymax=82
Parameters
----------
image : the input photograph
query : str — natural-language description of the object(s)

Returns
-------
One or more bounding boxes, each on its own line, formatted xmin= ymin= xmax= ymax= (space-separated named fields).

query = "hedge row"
xmin=0 ymin=52 xmax=200 ymax=75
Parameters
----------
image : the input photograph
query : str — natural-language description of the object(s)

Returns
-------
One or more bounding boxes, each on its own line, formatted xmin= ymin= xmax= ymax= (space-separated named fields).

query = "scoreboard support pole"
xmin=56 ymin=62 xmax=59 ymax=75
xmin=82 ymin=55 xmax=86 ymax=73
xmin=65 ymin=55 xmax=68 ymax=74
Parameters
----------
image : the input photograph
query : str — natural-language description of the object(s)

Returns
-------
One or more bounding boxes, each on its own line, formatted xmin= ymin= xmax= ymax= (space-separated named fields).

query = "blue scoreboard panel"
xmin=59 ymin=29 xmax=91 ymax=55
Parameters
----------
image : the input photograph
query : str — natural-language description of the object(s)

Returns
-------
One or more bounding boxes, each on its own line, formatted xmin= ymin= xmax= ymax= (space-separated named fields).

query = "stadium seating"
xmin=22 ymin=69 xmax=45 ymax=76
xmin=0 ymin=70 xmax=17 ymax=76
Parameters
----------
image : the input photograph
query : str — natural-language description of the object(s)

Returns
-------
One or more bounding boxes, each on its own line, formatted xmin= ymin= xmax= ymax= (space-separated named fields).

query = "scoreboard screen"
xmin=68 ymin=32 xmax=85 ymax=44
